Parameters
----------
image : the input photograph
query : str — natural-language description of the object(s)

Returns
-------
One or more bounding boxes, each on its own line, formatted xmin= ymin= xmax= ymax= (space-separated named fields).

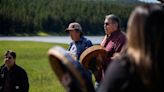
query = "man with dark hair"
xmin=66 ymin=22 xmax=93 ymax=60
xmin=0 ymin=50 xmax=29 ymax=92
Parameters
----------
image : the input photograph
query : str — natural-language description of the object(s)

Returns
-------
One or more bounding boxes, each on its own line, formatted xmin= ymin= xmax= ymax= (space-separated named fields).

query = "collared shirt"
xmin=68 ymin=36 xmax=93 ymax=60
xmin=101 ymin=31 xmax=126 ymax=70
xmin=0 ymin=64 xmax=29 ymax=92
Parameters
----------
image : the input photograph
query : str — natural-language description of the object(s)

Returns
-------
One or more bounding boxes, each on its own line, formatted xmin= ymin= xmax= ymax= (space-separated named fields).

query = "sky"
xmin=139 ymin=0 xmax=160 ymax=3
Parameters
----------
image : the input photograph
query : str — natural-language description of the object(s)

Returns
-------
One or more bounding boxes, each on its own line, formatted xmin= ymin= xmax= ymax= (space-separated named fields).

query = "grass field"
xmin=0 ymin=41 xmax=68 ymax=92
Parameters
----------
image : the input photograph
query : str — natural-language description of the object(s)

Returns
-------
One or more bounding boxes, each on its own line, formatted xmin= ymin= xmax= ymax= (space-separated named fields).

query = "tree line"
xmin=0 ymin=0 xmax=143 ymax=36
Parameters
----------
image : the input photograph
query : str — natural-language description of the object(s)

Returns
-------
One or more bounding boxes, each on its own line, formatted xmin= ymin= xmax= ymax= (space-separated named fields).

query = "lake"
xmin=0 ymin=36 xmax=104 ymax=44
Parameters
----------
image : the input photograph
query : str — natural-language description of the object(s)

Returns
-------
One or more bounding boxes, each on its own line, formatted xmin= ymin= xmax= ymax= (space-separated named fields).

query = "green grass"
xmin=0 ymin=41 xmax=68 ymax=92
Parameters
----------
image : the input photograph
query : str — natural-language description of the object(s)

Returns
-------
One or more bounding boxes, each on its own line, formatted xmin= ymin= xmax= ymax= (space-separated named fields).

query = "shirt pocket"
xmin=105 ymin=41 xmax=114 ymax=51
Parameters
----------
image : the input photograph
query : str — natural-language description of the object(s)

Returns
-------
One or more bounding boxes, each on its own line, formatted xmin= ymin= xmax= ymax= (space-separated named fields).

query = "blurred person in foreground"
xmin=0 ymin=50 xmax=29 ymax=92
xmin=48 ymin=46 xmax=95 ymax=92
xmin=98 ymin=4 xmax=164 ymax=92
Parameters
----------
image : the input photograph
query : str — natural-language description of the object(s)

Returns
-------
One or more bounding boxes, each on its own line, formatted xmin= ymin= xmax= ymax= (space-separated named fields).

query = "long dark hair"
xmin=127 ymin=4 xmax=164 ymax=90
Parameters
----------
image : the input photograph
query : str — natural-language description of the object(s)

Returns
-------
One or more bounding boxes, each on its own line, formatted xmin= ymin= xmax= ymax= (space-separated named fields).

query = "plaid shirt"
xmin=101 ymin=31 xmax=126 ymax=70
xmin=68 ymin=36 xmax=93 ymax=60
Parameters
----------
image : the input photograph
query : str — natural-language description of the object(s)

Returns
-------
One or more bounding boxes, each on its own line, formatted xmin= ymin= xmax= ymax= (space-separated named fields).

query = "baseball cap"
xmin=65 ymin=22 xmax=82 ymax=32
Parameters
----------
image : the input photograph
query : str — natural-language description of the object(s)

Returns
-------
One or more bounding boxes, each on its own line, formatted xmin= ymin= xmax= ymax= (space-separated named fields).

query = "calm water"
xmin=0 ymin=36 xmax=104 ymax=44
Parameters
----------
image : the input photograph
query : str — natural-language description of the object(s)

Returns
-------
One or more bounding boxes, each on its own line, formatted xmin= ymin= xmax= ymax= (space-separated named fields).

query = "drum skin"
xmin=48 ymin=46 xmax=87 ymax=92
xmin=80 ymin=45 xmax=107 ymax=70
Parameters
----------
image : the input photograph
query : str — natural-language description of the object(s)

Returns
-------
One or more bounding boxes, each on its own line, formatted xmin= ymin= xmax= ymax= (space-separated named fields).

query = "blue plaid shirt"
xmin=68 ymin=36 xmax=93 ymax=60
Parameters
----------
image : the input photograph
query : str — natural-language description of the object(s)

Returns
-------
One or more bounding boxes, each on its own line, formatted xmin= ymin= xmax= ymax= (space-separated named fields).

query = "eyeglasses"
xmin=104 ymin=23 xmax=109 ymax=25
xmin=104 ymin=22 xmax=113 ymax=26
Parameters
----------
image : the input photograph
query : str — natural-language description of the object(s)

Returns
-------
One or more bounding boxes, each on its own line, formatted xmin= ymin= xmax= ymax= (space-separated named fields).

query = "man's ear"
xmin=112 ymin=23 xmax=117 ymax=31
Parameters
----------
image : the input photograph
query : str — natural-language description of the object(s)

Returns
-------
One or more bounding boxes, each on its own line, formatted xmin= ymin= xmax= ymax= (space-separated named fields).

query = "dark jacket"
xmin=0 ymin=64 xmax=29 ymax=92
xmin=97 ymin=55 xmax=146 ymax=92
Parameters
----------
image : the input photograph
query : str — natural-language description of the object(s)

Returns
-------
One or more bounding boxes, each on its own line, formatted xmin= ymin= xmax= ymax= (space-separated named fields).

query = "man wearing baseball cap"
xmin=66 ymin=22 xmax=93 ymax=60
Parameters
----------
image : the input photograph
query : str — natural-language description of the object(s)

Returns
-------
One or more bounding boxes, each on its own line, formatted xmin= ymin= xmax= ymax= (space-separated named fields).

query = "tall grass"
xmin=0 ymin=41 xmax=68 ymax=92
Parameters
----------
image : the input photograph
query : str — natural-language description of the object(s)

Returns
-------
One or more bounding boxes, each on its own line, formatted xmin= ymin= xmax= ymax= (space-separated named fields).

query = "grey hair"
xmin=105 ymin=14 xmax=121 ymax=30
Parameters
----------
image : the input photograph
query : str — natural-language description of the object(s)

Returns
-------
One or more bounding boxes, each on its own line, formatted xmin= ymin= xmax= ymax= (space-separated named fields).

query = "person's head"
xmin=104 ymin=14 xmax=120 ymax=35
xmin=4 ymin=50 xmax=16 ymax=69
xmin=66 ymin=22 xmax=83 ymax=41
xmin=127 ymin=4 xmax=164 ymax=87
